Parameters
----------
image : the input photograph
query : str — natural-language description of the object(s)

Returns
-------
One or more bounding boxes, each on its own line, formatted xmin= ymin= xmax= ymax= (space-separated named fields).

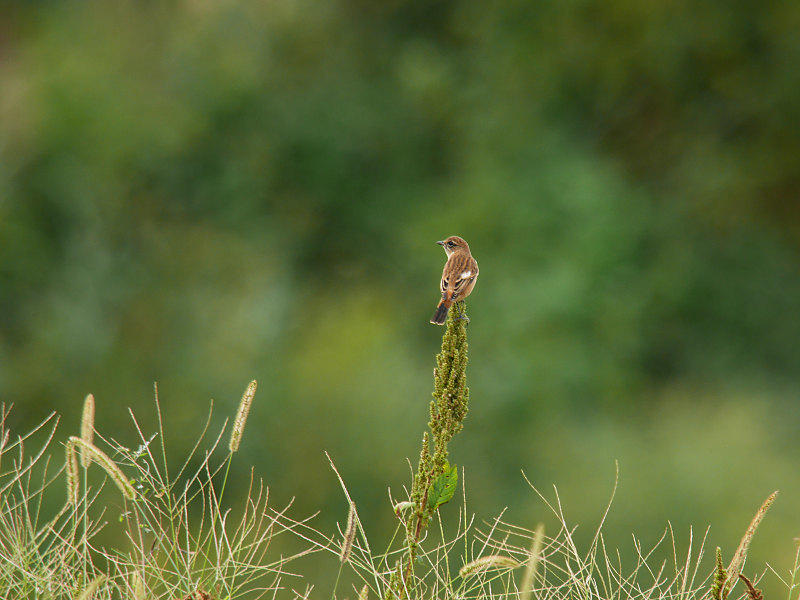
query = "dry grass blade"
xmin=459 ymin=554 xmax=520 ymax=578
xmin=738 ymin=573 xmax=764 ymax=600
xmin=80 ymin=393 xmax=96 ymax=467
xmin=67 ymin=436 xmax=136 ymax=500
xmin=726 ymin=491 xmax=778 ymax=595
xmin=340 ymin=502 xmax=357 ymax=564
xmin=520 ymin=523 xmax=545 ymax=600
xmin=76 ymin=575 xmax=106 ymax=600
xmin=229 ymin=379 xmax=257 ymax=453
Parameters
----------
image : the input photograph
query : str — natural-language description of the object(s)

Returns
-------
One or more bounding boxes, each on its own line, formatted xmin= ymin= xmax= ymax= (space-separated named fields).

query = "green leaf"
xmin=427 ymin=462 xmax=458 ymax=511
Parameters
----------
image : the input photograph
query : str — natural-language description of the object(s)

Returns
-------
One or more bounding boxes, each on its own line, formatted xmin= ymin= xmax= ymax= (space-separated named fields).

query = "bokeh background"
xmin=1 ymin=0 xmax=799 ymax=594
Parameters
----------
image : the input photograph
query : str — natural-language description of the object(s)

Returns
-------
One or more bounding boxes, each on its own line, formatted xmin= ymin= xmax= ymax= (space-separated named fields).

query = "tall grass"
xmin=0 ymin=309 xmax=792 ymax=599
xmin=0 ymin=382 xmax=318 ymax=599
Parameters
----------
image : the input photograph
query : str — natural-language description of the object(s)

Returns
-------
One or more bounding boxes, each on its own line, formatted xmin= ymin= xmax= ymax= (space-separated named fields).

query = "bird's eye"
xmin=447 ymin=241 xmax=455 ymax=247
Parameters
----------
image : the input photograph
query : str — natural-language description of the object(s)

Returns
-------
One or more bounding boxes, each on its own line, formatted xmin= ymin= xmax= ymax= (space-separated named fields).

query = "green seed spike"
xmin=711 ymin=547 xmax=728 ymax=600
xmin=403 ymin=301 xmax=472 ymax=592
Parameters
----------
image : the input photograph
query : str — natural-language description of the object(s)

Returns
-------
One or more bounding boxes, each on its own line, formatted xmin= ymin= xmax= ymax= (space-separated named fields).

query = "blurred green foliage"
xmin=1 ymin=0 xmax=799 ymax=594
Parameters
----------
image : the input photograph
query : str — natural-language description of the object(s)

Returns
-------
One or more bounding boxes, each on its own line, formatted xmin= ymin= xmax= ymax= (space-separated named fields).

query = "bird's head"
xmin=436 ymin=236 xmax=470 ymax=257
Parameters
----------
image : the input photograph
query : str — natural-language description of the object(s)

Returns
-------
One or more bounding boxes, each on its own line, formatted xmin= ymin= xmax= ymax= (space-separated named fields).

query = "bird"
xmin=430 ymin=236 xmax=479 ymax=325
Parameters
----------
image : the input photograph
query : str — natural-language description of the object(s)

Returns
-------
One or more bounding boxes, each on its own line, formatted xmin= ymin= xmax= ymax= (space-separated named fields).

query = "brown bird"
xmin=430 ymin=236 xmax=479 ymax=325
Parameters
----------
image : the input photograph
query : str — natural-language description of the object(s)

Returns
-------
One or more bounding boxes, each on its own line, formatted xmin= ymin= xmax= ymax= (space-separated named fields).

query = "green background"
xmin=2 ymin=0 xmax=798 ymax=594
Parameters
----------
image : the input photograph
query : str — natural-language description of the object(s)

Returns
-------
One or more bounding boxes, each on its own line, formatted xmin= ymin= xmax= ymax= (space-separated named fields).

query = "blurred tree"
xmin=0 ymin=0 xmax=798 ymax=594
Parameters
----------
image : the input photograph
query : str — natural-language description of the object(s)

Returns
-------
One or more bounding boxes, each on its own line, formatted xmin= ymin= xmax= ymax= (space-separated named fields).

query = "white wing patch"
xmin=460 ymin=270 xmax=472 ymax=279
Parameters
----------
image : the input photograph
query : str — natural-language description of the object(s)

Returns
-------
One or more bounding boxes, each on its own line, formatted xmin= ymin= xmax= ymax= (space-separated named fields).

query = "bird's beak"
xmin=436 ymin=240 xmax=445 ymax=246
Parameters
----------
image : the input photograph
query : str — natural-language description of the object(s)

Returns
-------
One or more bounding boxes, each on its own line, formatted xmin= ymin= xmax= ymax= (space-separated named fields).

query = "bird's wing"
xmin=444 ymin=255 xmax=478 ymax=300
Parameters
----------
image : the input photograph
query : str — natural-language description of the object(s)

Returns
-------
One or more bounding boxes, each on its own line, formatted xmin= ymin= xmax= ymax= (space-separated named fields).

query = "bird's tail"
xmin=430 ymin=302 xmax=449 ymax=325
